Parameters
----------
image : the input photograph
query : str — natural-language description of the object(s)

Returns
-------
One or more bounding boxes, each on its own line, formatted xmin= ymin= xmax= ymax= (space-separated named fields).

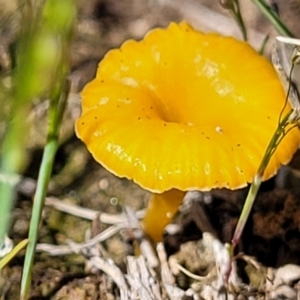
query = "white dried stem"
xmin=45 ymin=196 xmax=145 ymax=223
xmin=168 ymin=256 xmax=212 ymax=281
xmin=126 ymin=256 xmax=162 ymax=300
xmin=124 ymin=206 xmax=159 ymax=268
xmin=156 ymin=242 xmax=188 ymax=300
xmin=36 ymin=225 xmax=121 ymax=256
xmin=36 ymin=243 xmax=73 ymax=256
xmin=157 ymin=242 xmax=175 ymax=286
xmin=90 ymin=256 xmax=129 ymax=300
xmin=163 ymin=284 xmax=185 ymax=299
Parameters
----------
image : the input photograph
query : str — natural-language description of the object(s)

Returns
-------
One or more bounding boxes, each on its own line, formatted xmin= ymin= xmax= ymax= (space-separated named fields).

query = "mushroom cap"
xmin=76 ymin=22 xmax=300 ymax=193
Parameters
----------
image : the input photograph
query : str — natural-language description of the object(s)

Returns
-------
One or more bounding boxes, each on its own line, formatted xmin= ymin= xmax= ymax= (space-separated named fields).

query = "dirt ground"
xmin=2 ymin=0 xmax=300 ymax=299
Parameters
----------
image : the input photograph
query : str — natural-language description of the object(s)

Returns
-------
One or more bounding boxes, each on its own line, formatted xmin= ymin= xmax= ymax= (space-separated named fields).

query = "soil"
xmin=1 ymin=0 xmax=300 ymax=299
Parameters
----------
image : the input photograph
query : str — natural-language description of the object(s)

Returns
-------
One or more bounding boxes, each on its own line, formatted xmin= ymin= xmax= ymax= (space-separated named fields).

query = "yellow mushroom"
xmin=75 ymin=22 xmax=300 ymax=242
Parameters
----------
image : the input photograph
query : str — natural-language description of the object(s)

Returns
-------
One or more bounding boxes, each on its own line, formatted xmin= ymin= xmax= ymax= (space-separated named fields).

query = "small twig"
xmin=45 ymin=196 xmax=145 ymax=223
xmin=157 ymin=243 xmax=175 ymax=286
xmin=126 ymin=256 xmax=162 ymax=300
xmin=169 ymin=256 xmax=213 ymax=282
xmin=69 ymin=225 xmax=122 ymax=253
xmin=35 ymin=243 xmax=72 ymax=256
xmin=36 ymin=225 xmax=122 ymax=256
xmin=124 ymin=206 xmax=159 ymax=268
xmin=156 ymin=243 xmax=187 ymax=300
xmin=138 ymin=256 xmax=161 ymax=300
xmin=90 ymin=256 xmax=129 ymax=300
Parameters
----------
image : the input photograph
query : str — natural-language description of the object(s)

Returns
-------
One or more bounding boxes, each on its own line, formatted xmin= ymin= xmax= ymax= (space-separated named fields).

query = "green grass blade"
xmin=251 ymin=0 xmax=294 ymax=37
xmin=6 ymin=1 xmax=78 ymax=298
xmin=231 ymin=110 xmax=294 ymax=248
xmin=0 ymin=3 xmax=41 ymax=251
xmin=20 ymin=83 xmax=69 ymax=299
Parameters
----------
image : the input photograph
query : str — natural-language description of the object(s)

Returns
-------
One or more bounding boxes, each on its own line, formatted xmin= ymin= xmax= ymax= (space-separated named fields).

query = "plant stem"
xmin=231 ymin=175 xmax=261 ymax=247
xmin=259 ymin=35 xmax=269 ymax=55
xmin=0 ymin=1 xmax=39 ymax=250
xmin=231 ymin=110 xmax=293 ymax=248
xmin=220 ymin=0 xmax=248 ymax=41
xmin=20 ymin=84 xmax=69 ymax=299
xmin=232 ymin=0 xmax=247 ymax=41
xmin=18 ymin=0 xmax=77 ymax=298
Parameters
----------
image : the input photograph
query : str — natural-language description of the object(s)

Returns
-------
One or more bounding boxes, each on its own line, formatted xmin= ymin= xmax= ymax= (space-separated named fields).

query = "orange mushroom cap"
xmin=76 ymin=22 xmax=300 ymax=193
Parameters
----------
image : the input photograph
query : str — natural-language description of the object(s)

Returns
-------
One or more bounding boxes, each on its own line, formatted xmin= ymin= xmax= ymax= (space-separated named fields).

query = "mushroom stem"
xmin=142 ymin=189 xmax=185 ymax=242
